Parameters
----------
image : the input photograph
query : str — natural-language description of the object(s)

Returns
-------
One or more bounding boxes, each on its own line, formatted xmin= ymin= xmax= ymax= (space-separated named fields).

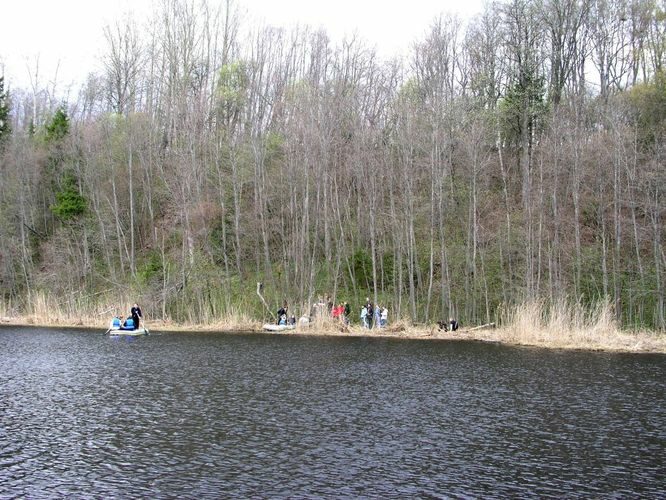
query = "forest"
xmin=0 ymin=0 xmax=664 ymax=330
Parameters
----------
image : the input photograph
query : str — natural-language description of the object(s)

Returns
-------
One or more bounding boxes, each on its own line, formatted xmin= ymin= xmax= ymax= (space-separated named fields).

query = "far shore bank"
xmin=1 ymin=315 xmax=665 ymax=354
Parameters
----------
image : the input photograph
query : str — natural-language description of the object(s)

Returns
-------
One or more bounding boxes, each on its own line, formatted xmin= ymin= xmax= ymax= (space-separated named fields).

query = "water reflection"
xmin=0 ymin=326 xmax=664 ymax=497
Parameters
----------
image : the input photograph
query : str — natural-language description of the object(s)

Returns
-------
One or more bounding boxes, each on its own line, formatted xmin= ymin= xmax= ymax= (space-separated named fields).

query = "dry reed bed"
xmin=2 ymin=296 xmax=664 ymax=353
xmin=490 ymin=300 xmax=666 ymax=353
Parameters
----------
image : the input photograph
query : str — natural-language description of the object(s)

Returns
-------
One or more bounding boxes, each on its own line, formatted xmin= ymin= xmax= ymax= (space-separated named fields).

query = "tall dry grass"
xmin=3 ymin=291 xmax=134 ymax=327
xmin=2 ymin=290 xmax=263 ymax=331
xmin=295 ymin=315 xmax=350 ymax=334
xmin=3 ymin=291 xmax=664 ymax=352
xmin=497 ymin=299 xmax=665 ymax=352
xmin=188 ymin=305 xmax=260 ymax=331
xmin=283 ymin=315 xmax=415 ymax=337
xmin=0 ymin=298 xmax=10 ymax=318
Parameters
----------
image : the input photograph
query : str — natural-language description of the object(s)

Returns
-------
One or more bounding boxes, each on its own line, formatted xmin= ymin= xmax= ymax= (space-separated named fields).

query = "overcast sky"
xmin=0 ymin=0 xmax=483 ymax=92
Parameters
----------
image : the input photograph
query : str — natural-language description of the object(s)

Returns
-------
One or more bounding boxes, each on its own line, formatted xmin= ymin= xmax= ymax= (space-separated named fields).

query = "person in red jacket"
xmin=332 ymin=303 xmax=345 ymax=321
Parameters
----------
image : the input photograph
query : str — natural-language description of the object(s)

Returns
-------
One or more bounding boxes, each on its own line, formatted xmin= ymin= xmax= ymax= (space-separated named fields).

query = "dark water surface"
xmin=0 ymin=326 xmax=664 ymax=498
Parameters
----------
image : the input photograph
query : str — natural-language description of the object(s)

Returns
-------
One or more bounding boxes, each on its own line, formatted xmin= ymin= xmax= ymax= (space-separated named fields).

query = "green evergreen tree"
xmin=45 ymin=106 xmax=70 ymax=143
xmin=498 ymin=73 xmax=548 ymax=146
xmin=50 ymin=172 xmax=87 ymax=221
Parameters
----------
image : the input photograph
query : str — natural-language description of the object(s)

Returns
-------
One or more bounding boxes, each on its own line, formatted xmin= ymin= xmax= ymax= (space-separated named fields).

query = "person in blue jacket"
xmin=110 ymin=314 xmax=122 ymax=329
xmin=360 ymin=305 xmax=369 ymax=328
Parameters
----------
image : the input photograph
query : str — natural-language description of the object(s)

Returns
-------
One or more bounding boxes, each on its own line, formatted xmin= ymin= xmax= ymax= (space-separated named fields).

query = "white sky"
xmin=0 ymin=0 xmax=483 ymax=92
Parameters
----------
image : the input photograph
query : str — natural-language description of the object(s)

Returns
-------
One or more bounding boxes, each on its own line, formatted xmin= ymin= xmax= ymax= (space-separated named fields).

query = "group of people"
xmin=310 ymin=296 xmax=334 ymax=319
xmin=278 ymin=296 xmax=351 ymax=326
xmin=360 ymin=298 xmax=388 ymax=329
xmin=331 ymin=302 xmax=351 ymax=324
xmin=308 ymin=295 xmax=350 ymax=324
xmin=274 ymin=297 xmax=464 ymax=333
xmin=276 ymin=303 xmax=296 ymax=326
xmin=316 ymin=295 xmax=388 ymax=328
xmin=277 ymin=295 xmax=388 ymax=329
xmin=110 ymin=303 xmax=143 ymax=330
xmin=437 ymin=317 xmax=459 ymax=332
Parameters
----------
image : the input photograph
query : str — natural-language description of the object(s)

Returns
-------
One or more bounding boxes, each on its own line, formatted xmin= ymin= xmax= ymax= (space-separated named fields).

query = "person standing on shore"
xmin=332 ymin=303 xmax=344 ymax=321
xmin=365 ymin=299 xmax=374 ymax=329
xmin=361 ymin=305 xmax=369 ymax=328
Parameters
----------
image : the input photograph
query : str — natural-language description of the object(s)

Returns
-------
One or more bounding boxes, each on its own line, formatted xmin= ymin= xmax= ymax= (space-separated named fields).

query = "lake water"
xmin=1 ymin=326 xmax=664 ymax=498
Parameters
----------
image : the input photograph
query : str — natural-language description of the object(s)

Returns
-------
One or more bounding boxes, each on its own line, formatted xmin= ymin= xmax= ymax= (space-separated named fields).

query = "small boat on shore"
xmin=107 ymin=327 xmax=149 ymax=336
xmin=263 ymin=323 xmax=295 ymax=332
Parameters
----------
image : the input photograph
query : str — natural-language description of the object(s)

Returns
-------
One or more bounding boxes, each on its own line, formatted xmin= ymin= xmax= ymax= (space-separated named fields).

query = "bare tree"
xmin=103 ymin=16 xmax=143 ymax=115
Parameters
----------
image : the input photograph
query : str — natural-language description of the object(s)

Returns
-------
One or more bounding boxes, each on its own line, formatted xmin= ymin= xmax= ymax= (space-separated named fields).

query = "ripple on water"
xmin=0 ymin=328 xmax=664 ymax=497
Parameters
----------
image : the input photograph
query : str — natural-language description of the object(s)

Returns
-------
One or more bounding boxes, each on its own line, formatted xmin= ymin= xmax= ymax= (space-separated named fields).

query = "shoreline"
xmin=1 ymin=316 xmax=665 ymax=354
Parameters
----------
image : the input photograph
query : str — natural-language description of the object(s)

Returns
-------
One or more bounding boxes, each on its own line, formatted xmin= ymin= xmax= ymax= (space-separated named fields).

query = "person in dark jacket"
xmin=343 ymin=302 xmax=351 ymax=324
xmin=365 ymin=298 xmax=373 ymax=329
xmin=130 ymin=303 xmax=142 ymax=330
xmin=277 ymin=303 xmax=288 ymax=325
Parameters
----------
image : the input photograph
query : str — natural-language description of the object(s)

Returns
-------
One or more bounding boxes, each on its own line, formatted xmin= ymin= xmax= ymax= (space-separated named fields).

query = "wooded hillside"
xmin=0 ymin=0 xmax=664 ymax=329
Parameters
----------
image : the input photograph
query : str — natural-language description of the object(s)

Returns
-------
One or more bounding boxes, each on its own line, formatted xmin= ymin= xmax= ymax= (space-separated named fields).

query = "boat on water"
xmin=263 ymin=323 xmax=295 ymax=332
xmin=107 ymin=326 xmax=149 ymax=336
xmin=106 ymin=316 xmax=148 ymax=336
